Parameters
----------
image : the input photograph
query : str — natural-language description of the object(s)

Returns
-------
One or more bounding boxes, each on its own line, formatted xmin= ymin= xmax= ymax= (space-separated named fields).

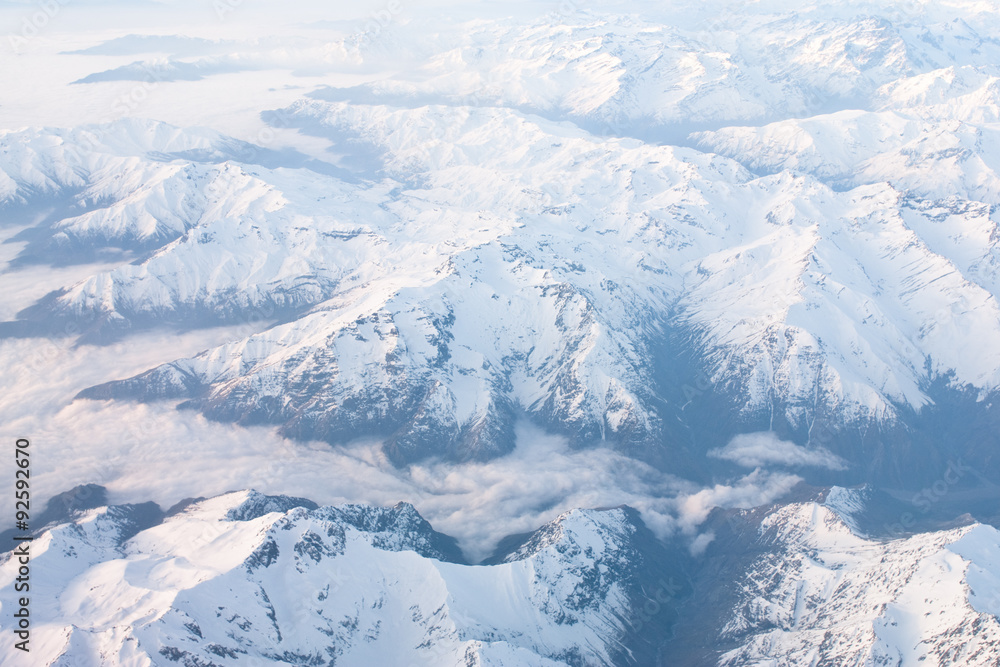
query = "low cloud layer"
xmin=708 ymin=431 xmax=848 ymax=471
xmin=0 ymin=262 xmax=803 ymax=562
xmin=0 ymin=325 xmax=805 ymax=561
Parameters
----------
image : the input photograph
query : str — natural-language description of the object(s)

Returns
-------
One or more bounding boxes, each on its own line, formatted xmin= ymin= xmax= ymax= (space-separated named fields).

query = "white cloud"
xmin=689 ymin=531 xmax=715 ymax=557
xmin=672 ymin=468 xmax=803 ymax=533
xmin=708 ymin=431 xmax=848 ymax=471
xmin=0 ymin=261 xmax=810 ymax=563
xmin=0 ymin=323 xmax=803 ymax=561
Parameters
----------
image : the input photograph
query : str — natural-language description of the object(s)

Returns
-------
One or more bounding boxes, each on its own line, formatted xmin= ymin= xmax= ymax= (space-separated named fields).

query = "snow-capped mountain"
xmin=673 ymin=487 xmax=1000 ymax=665
xmin=5 ymin=2 xmax=1000 ymax=664
xmin=0 ymin=489 xmax=688 ymax=666
xmin=2 ymin=486 xmax=998 ymax=666
xmin=30 ymin=111 xmax=997 ymax=481
xmin=2 ymin=3 xmax=999 ymax=483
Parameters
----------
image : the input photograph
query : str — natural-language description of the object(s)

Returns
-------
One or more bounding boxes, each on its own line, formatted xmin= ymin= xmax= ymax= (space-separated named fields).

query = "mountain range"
xmin=3 ymin=1 xmax=1000 ymax=664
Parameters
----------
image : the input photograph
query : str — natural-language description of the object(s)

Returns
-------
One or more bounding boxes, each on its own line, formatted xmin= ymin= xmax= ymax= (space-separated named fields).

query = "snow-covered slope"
xmin=2 ymin=488 xmax=998 ymax=666
xmin=0 ymin=490 xmax=686 ymax=667
xmin=673 ymin=494 xmax=1000 ymax=666
xmin=46 ymin=104 xmax=999 ymax=477
xmin=0 ymin=120 xmax=292 ymax=265
xmin=5 ymin=2 xmax=1000 ymax=664
xmin=2 ymin=2 xmax=1000 ymax=479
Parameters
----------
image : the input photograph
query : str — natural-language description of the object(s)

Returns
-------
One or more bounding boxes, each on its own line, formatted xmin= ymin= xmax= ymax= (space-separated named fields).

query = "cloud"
xmin=672 ymin=468 xmax=803 ymax=533
xmin=689 ymin=531 xmax=715 ymax=557
xmin=708 ymin=431 xmax=848 ymax=470
xmin=0 ymin=260 xmax=807 ymax=563
xmin=0 ymin=322 xmax=803 ymax=561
